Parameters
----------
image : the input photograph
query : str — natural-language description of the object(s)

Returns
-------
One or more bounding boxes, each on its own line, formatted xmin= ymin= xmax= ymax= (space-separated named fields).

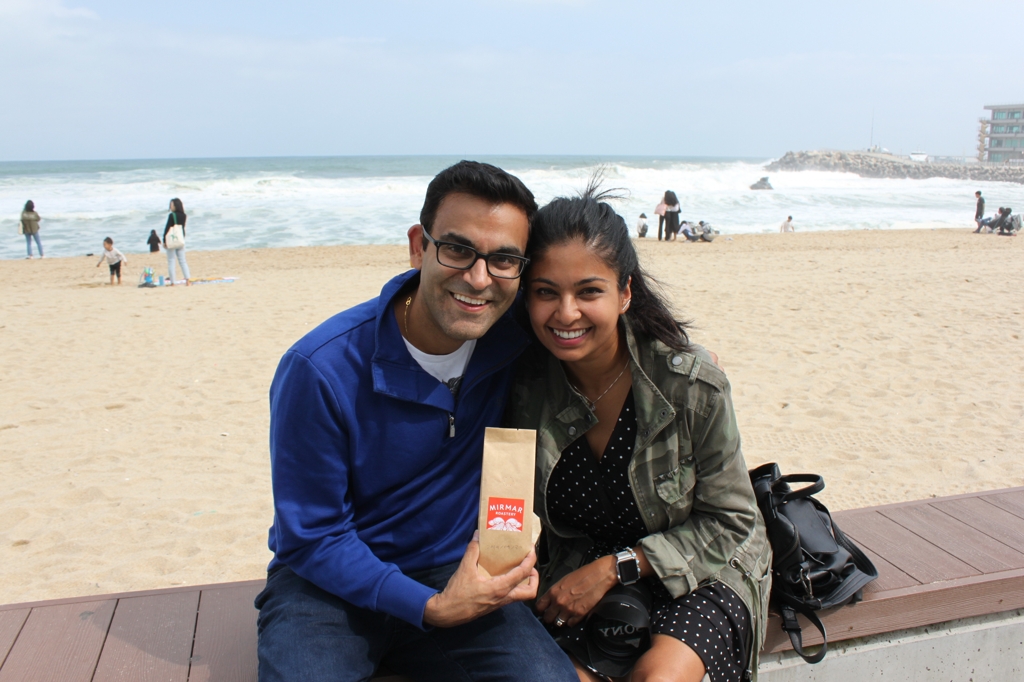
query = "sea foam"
xmin=2 ymin=156 xmax=1022 ymax=259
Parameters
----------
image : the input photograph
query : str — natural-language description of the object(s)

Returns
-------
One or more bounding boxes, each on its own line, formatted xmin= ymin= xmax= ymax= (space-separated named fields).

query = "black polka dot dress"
xmin=546 ymin=391 xmax=751 ymax=682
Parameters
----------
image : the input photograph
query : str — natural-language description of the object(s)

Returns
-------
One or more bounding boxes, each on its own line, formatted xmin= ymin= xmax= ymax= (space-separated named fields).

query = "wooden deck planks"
xmin=830 ymin=509 xmax=920 ymax=593
xmin=880 ymin=503 xmax=1024 ymax=573
xmin=849 ymin=543 xmax=919 ymax=593
xmin=188 ymin=583 xmax=261 ymax=682
xmin=0 ymin=610 xmax=29 ymax=670
xmin=762 ymin=488 xmax=1024 ymax=654
xmin=763 ymin=566 xmax=1024 ymax=653
xmin=3 ymin=487 xmax=1024 ymax=676
xmin=0 ymin=599 xmax=115 ymax=682
xmin=837 ymin=510 xmax=978 ymax=584
xmin=91 ymin=591 xmax=199 ymax=682
xmin=932 ymin=496 xmax=1024 ymax=556
xmin=984 ymin=489 xmax=1024 ymax=520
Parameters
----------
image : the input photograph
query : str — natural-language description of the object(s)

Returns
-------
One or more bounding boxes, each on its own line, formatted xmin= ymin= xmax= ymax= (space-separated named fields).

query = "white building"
xmin=983 ymin=103 xmax=1024 ymax=162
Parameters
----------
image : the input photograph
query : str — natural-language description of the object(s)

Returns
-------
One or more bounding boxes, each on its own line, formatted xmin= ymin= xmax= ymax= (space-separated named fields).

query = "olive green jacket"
xmin=507 ymin=322 xmax=772 ymax=678
xmin=20 ymin=211 xmax=41 ymax=235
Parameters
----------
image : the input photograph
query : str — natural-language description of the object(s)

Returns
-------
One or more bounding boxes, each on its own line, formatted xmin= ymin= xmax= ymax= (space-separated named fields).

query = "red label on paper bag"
xmin=486 ymin=497 xmax=525 ymax=532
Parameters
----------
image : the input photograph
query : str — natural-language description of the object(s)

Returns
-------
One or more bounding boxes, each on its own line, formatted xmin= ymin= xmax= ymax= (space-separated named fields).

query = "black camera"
xmin=560 ymin=582 xmax=653 ymax=678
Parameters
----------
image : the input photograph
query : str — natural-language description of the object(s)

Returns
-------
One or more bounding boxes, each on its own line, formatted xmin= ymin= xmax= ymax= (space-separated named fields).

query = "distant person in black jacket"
xmin=973 ymin=191 xmax=985 ymax=232
xmin=147 ymin=229 xmax=161 ymax=252
xmin=980 ymin=207 xmax=1010 ymax=233
xmin=662 ymin=190 xmax=681 ymax=241
xmin=991 ymin=207 xmax=1012 ymax=234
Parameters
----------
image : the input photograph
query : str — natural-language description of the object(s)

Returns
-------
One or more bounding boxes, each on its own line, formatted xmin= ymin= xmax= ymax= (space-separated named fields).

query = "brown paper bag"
xmin=477 ymin=427 xmax=537 ymax=577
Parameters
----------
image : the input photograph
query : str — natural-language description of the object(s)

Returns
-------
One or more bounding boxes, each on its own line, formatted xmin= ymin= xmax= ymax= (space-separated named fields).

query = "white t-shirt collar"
xmin=402 ymin=337 xmax=477 ymax=386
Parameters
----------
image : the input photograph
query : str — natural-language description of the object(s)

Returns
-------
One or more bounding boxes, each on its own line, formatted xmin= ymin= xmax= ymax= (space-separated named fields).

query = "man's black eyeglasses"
xmin=422 ymin=230 xmax=529 ymax=279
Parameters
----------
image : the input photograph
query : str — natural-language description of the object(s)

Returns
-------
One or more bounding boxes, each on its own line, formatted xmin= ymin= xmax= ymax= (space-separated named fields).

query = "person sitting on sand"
xmin=698 ymin=221 xmax=718 ymax=242
xmin=992 ymin=207 xmax=1014 ymax=235
xmin=680 ymin=220 xmax=701 ymax=241
xmin=147 ymin=229 xmax=162 ymax=252
xmin=980 ymin=208 xmax=1007 ymax=233
xmin=978 ymin=208 xmax=999 ymax=232
xmin=256 ymin=161 xmax=577 ymax=682
xmin=96 ymin=238 xmax=128 ymax=285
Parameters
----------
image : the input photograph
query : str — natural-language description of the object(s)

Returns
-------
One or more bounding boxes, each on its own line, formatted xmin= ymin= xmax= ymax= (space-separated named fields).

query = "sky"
xmin=2 ymin=0 xmax=1021 ymax=161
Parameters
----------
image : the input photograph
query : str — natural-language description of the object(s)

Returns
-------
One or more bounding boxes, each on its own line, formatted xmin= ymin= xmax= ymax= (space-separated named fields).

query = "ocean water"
xmin=2 ymin=155 xmax=1022 ymax=260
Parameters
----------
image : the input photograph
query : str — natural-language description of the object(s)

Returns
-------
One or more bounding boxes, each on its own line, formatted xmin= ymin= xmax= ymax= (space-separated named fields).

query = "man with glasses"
xmin=257 ymin=161 xmax=577 ymax=682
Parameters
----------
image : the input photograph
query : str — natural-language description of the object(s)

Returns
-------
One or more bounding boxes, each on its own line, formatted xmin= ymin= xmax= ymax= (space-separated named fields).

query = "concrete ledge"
xmin=758 ymin=608 xmax=1024 ymax=681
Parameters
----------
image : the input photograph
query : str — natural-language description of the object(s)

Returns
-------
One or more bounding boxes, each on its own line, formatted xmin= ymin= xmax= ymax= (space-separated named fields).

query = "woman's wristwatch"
xmin=614 ymin=548 xmax=641 ymax=585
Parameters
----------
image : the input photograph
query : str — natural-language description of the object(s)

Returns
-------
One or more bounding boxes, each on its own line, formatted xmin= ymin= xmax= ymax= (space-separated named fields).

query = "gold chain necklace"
xmin=403 ymin=293 xmax=414 ymax=338
xmin=570 ymin=361 xmax=630 ymax=410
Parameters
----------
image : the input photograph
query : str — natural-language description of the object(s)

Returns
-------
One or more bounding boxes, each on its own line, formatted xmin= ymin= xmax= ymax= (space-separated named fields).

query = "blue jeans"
xmin=255 ymin=564 xmax=576 ymax=682
xmin=24 ymin=233 xmax=43 ymax=257
xmin=166 ymin=246 xmax=190 ymax=281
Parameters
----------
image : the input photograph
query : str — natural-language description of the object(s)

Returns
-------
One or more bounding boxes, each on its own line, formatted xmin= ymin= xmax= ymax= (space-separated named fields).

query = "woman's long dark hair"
xmin=663 ymin=190 xmax=679 ymax=206
xmin=527 ymin=180 xmax=691 ymax=351
xmin=23 ymin=200 xmax=34 ymax=212
xmin=170 ymin=198 xmax=186 ymax=216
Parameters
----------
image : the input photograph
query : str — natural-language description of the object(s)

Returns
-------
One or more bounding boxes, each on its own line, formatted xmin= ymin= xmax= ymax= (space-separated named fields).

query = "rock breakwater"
xmin=767 ymin=151 xmax=1024 ymax=185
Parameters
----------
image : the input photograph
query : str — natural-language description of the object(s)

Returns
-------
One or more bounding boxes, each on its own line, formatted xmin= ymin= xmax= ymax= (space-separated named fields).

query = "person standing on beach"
xmin=256 ymin=161 xmax=577 ymax=682
xmin=663 ymin=190 xmax=682 ymax=241
xmin=19 ymin=201 xmax=43 ymax=259
xmin=780 ymin=215 xmax=794 ymax=232
xmin=147 ymin=229 xmax=161 ymax=252
xmin=163 ymin=198 xmax=191 ymax=285
xmin=654 ymin=199 xmax=667 ymax=240
xmin=636 ymin=212 xmax=649 ymax=237
xmin=973 ymin=191 xmax=985 ymax=232
xmin=96 ymin=237 xmax=127 ymax=285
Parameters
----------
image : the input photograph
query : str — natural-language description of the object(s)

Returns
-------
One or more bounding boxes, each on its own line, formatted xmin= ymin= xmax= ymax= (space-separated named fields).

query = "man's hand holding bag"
xmin=422 ymin=427 xmax=540 ymax=628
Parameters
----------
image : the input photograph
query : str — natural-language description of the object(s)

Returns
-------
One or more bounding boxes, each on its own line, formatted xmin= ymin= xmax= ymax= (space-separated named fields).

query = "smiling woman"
xmin=527 ymin=246 xmax=630 ymax=371
xmin=507 ymin=186 xmax=772 ymax=682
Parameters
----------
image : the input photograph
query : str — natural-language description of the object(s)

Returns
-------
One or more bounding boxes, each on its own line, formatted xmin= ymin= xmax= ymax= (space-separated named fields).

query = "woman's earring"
xmin=621 ymin=300 xmax=631 ymax=312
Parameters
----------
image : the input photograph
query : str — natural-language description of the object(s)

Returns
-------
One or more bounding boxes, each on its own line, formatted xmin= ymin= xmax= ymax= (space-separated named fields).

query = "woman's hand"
xmin=536 ymin=555 xmax=618 ymax=628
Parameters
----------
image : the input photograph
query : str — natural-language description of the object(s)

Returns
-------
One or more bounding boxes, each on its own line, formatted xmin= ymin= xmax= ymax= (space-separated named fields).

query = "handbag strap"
xmin=777 ymin=474 xmax=825 ymax=502
xmin=834 ymin=522 xmax=879 ymax=580
xmin=779 ymin=602 xmax=827 ymax=664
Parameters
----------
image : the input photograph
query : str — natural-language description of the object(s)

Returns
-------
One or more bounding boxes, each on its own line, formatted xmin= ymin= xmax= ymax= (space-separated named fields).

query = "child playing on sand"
xmin=636 ymin=212 xmax=649 ymax=237
xmin=96 ymin=237 xmax=127 ymax=285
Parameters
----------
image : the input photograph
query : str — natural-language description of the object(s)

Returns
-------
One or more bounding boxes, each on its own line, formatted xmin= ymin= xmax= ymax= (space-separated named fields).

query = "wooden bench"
xmin=3 ymin=487 xmax=1023 ymax=680
xmin=762 ymin=486 xmax=1024 ymax=654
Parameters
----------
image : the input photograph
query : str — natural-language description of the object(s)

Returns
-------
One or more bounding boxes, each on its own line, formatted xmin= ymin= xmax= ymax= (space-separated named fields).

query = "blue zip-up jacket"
xmin=267 ymin=269 xmax=530 ymax=628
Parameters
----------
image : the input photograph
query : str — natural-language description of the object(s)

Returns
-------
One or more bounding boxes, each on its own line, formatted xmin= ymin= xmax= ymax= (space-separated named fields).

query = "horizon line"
xmin=0 ymin=152 xmax=780 ymax=165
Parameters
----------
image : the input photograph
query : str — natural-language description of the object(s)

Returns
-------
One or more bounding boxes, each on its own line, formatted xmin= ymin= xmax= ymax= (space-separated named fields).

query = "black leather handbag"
xmin=749 ymin=463 xmax=878 ymax=663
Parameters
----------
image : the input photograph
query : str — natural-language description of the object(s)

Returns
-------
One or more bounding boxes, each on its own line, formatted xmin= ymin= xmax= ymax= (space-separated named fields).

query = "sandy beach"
xmin=2 ymin=228 xmax=1023 ymax=605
